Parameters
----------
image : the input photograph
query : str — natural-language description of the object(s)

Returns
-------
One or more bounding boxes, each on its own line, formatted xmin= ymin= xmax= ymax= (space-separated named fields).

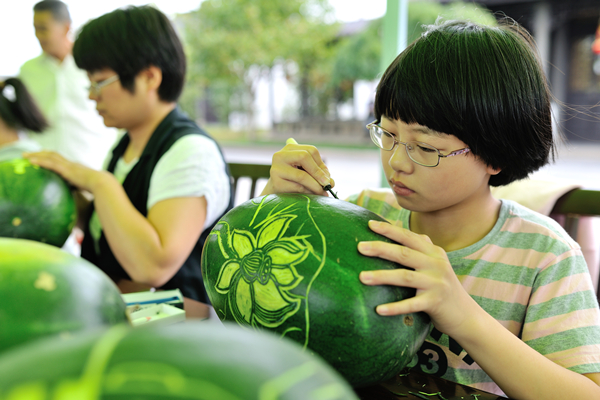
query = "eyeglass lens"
xmin=370 ymin=126 xmax=439 ymax=166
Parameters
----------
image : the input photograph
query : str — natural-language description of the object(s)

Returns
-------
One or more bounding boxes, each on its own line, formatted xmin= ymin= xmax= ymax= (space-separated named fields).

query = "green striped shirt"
xmin=348 ymin=189 xmax=600 ymax=396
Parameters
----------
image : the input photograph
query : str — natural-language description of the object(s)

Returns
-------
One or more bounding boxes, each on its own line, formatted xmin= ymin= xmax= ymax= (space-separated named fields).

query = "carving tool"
xmin=285 ymin=138 xmax=339 ymax=199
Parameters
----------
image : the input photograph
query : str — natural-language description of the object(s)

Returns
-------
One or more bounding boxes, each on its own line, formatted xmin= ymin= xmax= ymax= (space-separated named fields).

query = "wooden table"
xmin=355 ymin=370 xmax=511 ymax=400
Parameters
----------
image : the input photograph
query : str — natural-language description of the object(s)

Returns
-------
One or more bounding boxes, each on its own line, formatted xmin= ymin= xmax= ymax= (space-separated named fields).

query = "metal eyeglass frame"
xmin=88 ymin=74 xmax=120 ymax=97
xmin=366 ymin=121 xmax=471 ymax=167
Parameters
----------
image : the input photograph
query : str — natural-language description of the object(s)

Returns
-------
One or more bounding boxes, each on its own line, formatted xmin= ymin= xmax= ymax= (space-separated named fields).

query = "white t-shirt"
xmin=0 ymin=133 xmax=42 ymax=162
xmin=19 ymin=53 xmax=118 ymax=169
xmin=89 ymin=134 xmax=230 ymax=246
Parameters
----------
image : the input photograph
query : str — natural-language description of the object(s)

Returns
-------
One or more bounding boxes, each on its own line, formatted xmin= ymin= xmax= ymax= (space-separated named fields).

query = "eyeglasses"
xmin=366 ymin=121 xmax=471 ymax=167
xmin=88 ymin=75 xmax=120 ymax=97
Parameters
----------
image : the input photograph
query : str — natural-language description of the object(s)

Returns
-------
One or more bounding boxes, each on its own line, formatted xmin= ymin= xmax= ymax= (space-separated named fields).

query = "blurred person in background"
xmin=19 ymin=0 xmax=117 ymax=169
xmin=0 ymin=77 xmax=46 ymax=161
xmin=25 ymin=5 xmax=233 ymax=304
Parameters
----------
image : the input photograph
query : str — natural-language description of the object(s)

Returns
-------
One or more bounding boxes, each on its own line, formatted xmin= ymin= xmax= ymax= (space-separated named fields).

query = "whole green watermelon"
xmin=0 ymin=238 xmax=128 ymax=354
xmin=0 ymin=322 xmax=360 ymax=400
xmin=0 ymin=158 xmax=76 ymax=247
xmin=201 ymin=194 xmax=431 ymax=387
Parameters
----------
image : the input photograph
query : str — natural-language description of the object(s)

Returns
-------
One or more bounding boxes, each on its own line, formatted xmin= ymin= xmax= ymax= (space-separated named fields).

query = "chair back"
xmin=228 ymin=162 xmax=271 ymax=205
xmin=551 ymin=189 xmax=600 ymax=299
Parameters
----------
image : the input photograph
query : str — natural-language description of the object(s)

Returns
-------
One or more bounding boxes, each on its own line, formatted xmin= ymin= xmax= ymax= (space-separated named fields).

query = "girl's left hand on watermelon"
xmin=357 ymin=220 xmax=481 ymax=338
xmin=23 ymin=151 xmax=106 ymax=193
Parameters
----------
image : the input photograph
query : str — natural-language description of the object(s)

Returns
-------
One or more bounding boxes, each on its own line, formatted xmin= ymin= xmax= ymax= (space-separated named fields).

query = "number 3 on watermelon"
xmin=202 ymin=193 xmax=432 ymax=387
xmin=0 ymin=158 xmax=77 ymax=247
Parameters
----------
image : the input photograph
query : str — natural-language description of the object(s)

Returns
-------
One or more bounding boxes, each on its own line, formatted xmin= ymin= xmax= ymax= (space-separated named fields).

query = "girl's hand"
xmin=358 ymin=220 xmax=479 ymax=337
xmin=23 ymin=151 xmax=105 ymax=194
xmin=260 ymin=138 xmax=335 ymax=196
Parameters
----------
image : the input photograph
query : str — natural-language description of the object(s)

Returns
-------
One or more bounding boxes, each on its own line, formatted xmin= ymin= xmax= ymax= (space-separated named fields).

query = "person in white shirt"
xmin=25 ymin=5 xmax=233 ymax=303
xmin=19 ymin=0 xmax=117 ymax=169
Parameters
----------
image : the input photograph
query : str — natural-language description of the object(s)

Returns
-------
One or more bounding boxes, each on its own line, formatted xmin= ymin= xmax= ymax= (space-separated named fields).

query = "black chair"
xmin=228 ymin=162 xmax=272 ymax=203
xmin=552 ymin=189 xmax=600 ymax=234
xmin=551 ymin=189 xmax=600 ymax=299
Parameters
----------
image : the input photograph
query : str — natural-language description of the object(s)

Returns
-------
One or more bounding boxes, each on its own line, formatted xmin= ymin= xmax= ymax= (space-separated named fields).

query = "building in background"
xmin=451 ymin=0 xmax=600 ymax=142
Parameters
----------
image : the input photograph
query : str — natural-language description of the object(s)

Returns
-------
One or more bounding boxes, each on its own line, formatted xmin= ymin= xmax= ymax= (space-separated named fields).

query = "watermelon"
xmin=0 ymin=321 xmax=360 ymax=400
xmin=0 ymin=238 xmax=128 ymax=354
xmin=0 ymin=158 xmax=76 ymax=247
xmin=201 ymin=194 xmax=431 ymax=387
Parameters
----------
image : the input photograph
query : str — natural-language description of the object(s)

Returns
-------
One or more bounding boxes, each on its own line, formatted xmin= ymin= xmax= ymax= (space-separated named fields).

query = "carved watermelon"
xmin=0 ymin=322 xmax=360 ymax=400
xmin=201 ymin=194 xmax=431 ymax=387
xmin=0 ymin=238 xmax=128 ymax=354
xmin=0 ymin=158 xmax=76 ymax=247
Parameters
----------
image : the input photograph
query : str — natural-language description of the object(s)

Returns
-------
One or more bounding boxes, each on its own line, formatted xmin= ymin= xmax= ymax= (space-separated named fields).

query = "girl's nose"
xmin=389 ymin=143 xmax=413 ymax=173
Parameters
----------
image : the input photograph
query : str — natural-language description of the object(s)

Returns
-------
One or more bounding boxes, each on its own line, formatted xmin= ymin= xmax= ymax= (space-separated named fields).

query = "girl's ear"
xmin=487 ymin=165 xmax=502 ymax=176
xmin=140 ymin=65 xmax=163 ymax=92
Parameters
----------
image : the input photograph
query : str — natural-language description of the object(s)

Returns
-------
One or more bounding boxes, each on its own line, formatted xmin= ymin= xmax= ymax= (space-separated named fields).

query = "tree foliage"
xmin=177 ymin=0 xmax=496 ymax=125
xmin=329 ymin=1 xmax=496 ymax=101
xmin=178 ymin=0 xmax=338 ymax=124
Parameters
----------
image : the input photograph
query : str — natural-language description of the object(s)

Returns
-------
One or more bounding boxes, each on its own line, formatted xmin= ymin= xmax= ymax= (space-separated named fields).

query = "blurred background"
xmin=2 ymin=0 xmax=599 ymax=200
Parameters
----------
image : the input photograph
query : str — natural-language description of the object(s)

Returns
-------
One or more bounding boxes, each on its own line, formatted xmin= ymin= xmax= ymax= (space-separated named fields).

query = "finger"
xmin=359 ymin=267 xmax=425 ymax=289
xmin=281 ymin=140 xmax=331 ymax=182
xmin=359 ymin=269 xmax=430 ymax=316
xmin=374 ymin=295 xmax=427 ymax=316
xmin=357 ymin=239 xmax=437 ymax=272
xmin=270 ymin=160 xmax=330 ymax=195
xmin=366 ymin=220 xmax=437 ymax=255
xmin=272 ymin=147 xmax=331 ymax=189
xmin=24 ymin=152 xmax=61 ymax=170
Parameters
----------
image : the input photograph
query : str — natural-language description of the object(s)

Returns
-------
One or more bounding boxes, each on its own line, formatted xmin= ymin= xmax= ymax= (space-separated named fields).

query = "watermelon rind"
xmin=0 ymin=158 xmax=77 ymax=247
xmin=0 ymin=321 xmax=360 ymax=400
xmin=0 ymin=238 xmax=128 ymax=354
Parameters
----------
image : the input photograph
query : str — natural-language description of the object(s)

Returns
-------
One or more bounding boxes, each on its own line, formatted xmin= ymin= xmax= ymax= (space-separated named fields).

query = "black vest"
xmin=81 ymin=107 xmax=233 ymax=302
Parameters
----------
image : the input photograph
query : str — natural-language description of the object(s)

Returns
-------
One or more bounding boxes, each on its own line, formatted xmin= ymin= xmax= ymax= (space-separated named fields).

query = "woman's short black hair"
xmin=73 ymin=5 xmax=186 ymax=103
xmin=0 ymin=78 xmax=48 ymax=133
xmin=374 ymin=19 xmax=555 ymax=187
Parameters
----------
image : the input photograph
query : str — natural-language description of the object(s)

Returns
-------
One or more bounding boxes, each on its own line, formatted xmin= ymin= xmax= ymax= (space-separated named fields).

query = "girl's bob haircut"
xmin=375 ymin=19 xmax=555 ymax=187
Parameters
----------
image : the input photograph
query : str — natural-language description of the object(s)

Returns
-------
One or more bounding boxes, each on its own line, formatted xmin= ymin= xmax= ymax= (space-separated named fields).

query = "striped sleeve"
xmin=417 ymin=199 xmax=600 ymax=395
xmin=460 ymin=202 xmax=600 ymax=390
xmin=347 ymin=188 xmax=402 ymax=223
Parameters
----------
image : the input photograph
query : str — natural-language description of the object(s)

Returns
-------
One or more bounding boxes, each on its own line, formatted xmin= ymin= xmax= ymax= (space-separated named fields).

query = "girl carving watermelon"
xmin=261 ymin=19 xmax=600 ymax=399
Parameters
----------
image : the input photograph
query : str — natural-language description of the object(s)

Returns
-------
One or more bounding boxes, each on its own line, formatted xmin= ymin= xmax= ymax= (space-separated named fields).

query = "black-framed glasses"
xmin=366 ymin=121 xmax=471 ymax=167
xmin=88 ymin=74 xmax=120 ymax=97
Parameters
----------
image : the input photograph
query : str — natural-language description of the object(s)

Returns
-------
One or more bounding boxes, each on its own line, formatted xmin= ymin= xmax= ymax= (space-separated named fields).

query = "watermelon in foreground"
xmin=202 ymin=194 xmax=431 ymax=387
xmin=0 ymin=238 xmax=127 ymax=354
xmin=0 ymin=322 xmax=360 ymax=400
xmin=0 ymin=158 xmax=76 ymax=247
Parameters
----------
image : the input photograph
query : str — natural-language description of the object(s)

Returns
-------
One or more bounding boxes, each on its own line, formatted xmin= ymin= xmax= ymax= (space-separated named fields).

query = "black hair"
xmin=33 ymin=0 xmax=71 ymax=23
xmin=73 ymin=5 xmax=186 ymax=103
xmin=0 ymin=78 xmax=48 ymax=133
xmin=374 ymin=19 xmax=555 ymax=187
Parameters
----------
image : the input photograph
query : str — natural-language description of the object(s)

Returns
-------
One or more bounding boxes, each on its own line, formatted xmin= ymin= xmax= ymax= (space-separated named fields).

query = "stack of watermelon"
xmin=0 ymin=158 xmax=76 ymax=247
xmin=0 ymin=189 xmax=431 ymax=396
